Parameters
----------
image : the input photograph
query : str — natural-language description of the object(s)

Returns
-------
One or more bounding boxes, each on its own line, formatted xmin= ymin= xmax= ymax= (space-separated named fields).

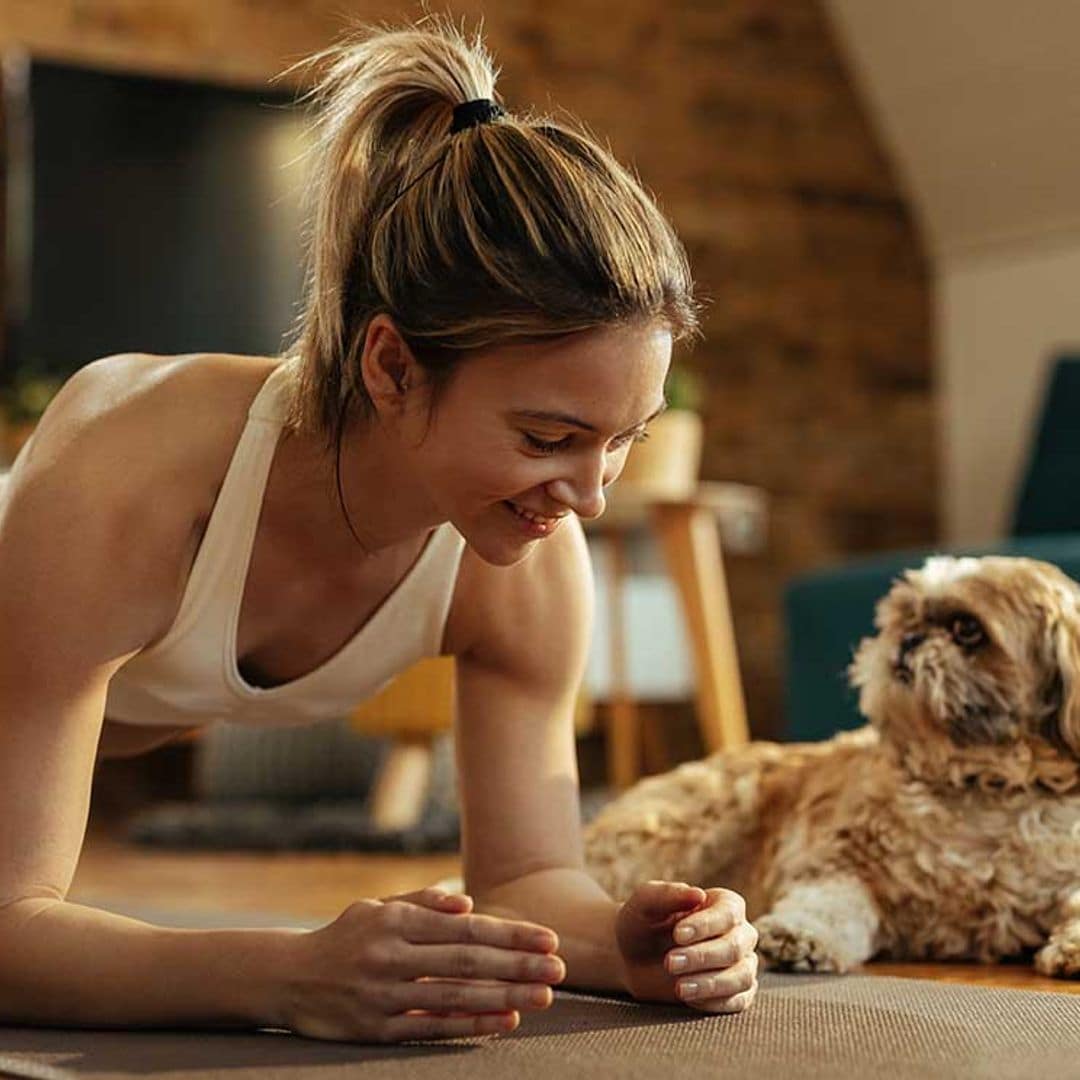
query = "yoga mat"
xmin=7 ymin=894 xmax=1080 ymax=1079
xmin=3 ymin=901 xmax=1080 ymax=1079
xmin=2 ymin=972 xmax=1079 ymax=1079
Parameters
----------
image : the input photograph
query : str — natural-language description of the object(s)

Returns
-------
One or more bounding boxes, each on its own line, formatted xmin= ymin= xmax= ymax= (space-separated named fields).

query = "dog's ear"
xmin=1049 ymin=603 xmax=1080 ymax=757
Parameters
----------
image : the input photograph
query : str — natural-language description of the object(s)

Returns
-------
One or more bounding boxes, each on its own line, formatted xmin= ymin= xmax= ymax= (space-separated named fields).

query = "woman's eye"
xmin=523 ymin=433 xmax=569 ymax=455
xmin=522 ymin=431 xmax=650 ymax=456
xmin=950 ymin=614 xmax=987 ymax=648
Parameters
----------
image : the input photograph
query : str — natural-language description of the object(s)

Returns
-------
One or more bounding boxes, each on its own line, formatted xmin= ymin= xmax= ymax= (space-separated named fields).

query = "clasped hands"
xmin=614 ymin=880 xmax=759 ymax=1013
xmin=383 ymin=877 xmax=759 ymax=1021
xmin=445 ymin=877 xmax=760 ymax=1013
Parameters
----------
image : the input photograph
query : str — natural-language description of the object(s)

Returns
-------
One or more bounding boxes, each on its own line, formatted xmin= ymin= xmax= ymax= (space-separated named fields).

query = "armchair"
xmin=783 ymin=354 xmax=1080 ymax=742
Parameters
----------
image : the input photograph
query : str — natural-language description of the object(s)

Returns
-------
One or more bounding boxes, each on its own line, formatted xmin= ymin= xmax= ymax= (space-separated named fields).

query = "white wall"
xmin=585 ymin=537 xmax=694 ymax=702
xmin=941 ymin=237 xmax=1080 ymax=542
xmin=825 ymin=1 xmax=1080 ymax=544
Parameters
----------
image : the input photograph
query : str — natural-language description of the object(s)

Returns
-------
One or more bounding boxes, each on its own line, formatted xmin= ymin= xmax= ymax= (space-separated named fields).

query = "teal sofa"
xmin=782 ymin=355 xmax=1080 ymax=742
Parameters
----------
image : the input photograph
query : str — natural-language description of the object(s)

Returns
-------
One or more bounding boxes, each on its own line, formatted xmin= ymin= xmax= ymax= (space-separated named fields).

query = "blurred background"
xmin=1 ymin=1 xmax=1076 ymax=859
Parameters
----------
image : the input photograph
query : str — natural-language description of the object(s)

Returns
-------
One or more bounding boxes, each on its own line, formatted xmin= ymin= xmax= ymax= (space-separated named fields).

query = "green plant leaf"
xmin=664 ymin=364 xmax=703 ymax=413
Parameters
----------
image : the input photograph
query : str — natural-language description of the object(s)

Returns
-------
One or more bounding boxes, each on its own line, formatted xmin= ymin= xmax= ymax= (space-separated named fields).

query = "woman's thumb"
xmin=380 ymin=886 xmax=473 ymax=913
xmin=628 ymin=881 xmax=706 ymax=923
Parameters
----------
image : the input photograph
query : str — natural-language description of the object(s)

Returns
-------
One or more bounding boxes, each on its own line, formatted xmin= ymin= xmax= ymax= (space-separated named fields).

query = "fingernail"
xmin=670 ymin=953 xmax=688 ymax=973
xmin=679 ymin=980 xmax=699 ymax=999
xmin=675 ymin=925 xmax=695 ymax=944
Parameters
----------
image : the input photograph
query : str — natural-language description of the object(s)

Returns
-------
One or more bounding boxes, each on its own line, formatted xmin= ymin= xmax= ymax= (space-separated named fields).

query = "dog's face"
xmin=849 ymin=556 xmax=1080 ymax=790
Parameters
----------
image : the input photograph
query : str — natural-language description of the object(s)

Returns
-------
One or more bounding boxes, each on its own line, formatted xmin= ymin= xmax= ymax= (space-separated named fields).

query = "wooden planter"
xmin=615 ymin=408 xmax=703 ymax=499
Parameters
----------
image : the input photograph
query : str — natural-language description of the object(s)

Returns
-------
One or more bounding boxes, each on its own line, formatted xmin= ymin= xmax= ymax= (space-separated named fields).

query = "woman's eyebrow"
xmin=508 ymin=398 xmax=668 ymax=436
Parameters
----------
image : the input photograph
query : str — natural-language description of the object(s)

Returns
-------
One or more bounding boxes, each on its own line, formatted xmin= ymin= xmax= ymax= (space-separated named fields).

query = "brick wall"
xmin=0 ymin=0 xmax=935 ymax=743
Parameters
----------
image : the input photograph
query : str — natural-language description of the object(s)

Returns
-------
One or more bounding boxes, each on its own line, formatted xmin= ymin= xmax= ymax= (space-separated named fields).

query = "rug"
xmin=126 ymin=719 xmax=619 ymax=856
xmin=126 ymin=726 xmax=459 ymax=853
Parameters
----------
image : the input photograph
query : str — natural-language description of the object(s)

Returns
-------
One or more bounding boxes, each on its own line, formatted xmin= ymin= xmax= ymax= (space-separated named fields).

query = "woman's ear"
xmin=360 ymin=314 xmax=417 ymax=412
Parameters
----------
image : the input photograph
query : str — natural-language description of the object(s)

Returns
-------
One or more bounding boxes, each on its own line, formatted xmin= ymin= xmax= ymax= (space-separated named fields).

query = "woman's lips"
xmin=503 ymin=499 xmax=562 ymax=537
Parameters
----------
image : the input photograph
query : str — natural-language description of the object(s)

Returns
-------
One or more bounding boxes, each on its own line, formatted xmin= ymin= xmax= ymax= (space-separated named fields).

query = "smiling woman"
xmin=0 ymin=11 xmax=752 ymax=1048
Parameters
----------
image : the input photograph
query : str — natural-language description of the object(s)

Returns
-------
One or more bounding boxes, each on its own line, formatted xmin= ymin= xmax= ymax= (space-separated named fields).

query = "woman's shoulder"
xmin=54 ymin=350 xmax=280 ymax=504
xmin=71 ymin=349 xmax=279 ymax=428
xmin=14 ymin=351 xmax=282 ymax=582
xmin=1 ymin=352 xmax=283 ymax=658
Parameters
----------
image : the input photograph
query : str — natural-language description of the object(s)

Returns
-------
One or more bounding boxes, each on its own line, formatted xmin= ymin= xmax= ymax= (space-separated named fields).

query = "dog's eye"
xmin=950 ymin=613 xmax=986 ymax=648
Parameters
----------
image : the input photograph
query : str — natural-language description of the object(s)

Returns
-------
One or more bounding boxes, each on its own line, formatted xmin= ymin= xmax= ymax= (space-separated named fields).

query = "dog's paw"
xmin=1035 ymin=937 xmax=1080 ymax=978
xmin=755 ymin=913 xmax=849 ymax=973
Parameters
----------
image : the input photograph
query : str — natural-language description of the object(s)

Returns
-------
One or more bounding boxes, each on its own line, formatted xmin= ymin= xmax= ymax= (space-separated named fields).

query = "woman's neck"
xmin=270 ymin=421 xmax=441 ymax=565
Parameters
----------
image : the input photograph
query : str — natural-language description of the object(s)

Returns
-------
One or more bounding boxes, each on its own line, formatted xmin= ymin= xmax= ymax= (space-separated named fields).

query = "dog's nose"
xmin=899 ymin=632 xmax=926 ymax=660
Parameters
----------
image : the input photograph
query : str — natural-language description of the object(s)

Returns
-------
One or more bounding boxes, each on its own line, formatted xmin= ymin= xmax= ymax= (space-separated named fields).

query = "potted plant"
xmin=0 ymin=372 xmax=64 ymax=465
xmin=615 ymin=362 xmax=704 ymax=499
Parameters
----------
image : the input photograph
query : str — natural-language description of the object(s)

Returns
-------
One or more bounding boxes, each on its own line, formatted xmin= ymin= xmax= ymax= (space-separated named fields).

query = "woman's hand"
xmin=614 ymin=880 xmax=759 ymax=1014
xmin=277 ymin=886 xmax=565 ymax=1043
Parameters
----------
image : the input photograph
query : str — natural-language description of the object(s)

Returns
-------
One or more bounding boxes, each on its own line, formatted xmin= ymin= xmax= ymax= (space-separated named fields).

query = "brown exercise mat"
xmin=4 ymin=900 xmax=1080 ymax=1079
xmin=3 ymin=971 xmax=1080 ymax=1079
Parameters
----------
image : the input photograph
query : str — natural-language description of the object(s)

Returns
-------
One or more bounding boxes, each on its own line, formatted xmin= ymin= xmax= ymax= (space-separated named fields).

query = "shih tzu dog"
xmin=582 ymin=555 xmax=1080 ymax=976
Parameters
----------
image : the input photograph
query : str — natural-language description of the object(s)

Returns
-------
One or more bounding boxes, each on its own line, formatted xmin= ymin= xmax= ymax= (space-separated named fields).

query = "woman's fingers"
xmin=387 ymin=899 xmax=559 ymax=953
xmin=389 ymin=976 xmax=554 ymax=1016
xmin=675 ymin=951 xmax=758 ymax=1005
xmin=697 ymin=980 xmax=759 ymax=1014
xmin=394 ymin=941 xmax=567 ymax=985
xmin=380 ymin=886 xmax=472 ymax=913
xmin=381 ymin=1010 xmax=520 ymax=1041
xmin=667 ymin=919 xmax=758 ymax=975
xmin=626 ymin=880 xmax=706 ymax=924
xmin=672 ymin=887 xmax=746 ymax=944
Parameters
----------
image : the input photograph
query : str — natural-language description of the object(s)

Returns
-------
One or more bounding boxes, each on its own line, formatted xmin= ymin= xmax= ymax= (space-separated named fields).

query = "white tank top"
xmin=105 ymin=357 xmax=466 ymax=728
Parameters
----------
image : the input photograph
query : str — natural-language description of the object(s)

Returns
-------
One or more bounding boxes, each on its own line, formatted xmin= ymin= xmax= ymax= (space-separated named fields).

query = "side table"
xmin=581 ymin=481 xmax=767 ymax=789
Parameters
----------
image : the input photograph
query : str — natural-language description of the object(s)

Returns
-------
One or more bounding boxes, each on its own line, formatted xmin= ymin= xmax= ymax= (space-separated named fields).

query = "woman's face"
xmin=406 ymin=321 xmax=673 ymax=564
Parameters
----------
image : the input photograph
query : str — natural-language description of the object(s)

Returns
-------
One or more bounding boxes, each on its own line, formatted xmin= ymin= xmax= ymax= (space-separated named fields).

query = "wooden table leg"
xmin=369 ymin=735 xmax=434 ymax=831
xmin=651 ymin=503 xmax=750 ymax=752
xmin=604 ymin=530 xmax=641 ymax=789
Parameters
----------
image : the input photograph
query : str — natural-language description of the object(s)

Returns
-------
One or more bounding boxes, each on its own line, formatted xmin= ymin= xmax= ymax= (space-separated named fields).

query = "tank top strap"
xmin=247 ymin=355 xmax=300 ymax=424
xmin=139 ymin=359 xmax=291 ymax=648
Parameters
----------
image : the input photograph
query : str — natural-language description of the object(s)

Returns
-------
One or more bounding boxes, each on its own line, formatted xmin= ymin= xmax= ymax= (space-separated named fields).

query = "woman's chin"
xmin=459 ymin=501 xmax=543 ymax=565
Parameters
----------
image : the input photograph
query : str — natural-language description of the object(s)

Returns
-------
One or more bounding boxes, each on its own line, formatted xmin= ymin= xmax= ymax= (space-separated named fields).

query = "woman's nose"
xmin=545 ymin=456 xmax=612 ymax=520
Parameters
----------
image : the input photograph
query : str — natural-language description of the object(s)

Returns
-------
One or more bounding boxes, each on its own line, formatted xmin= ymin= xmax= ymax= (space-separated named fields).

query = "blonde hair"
xmin=275 ymin=13 xmax=700 ymax=532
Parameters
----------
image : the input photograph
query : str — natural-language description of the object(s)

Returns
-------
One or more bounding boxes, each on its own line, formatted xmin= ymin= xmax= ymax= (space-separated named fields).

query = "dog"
xmin=582 ymin=555 xmax=1080 ymax=976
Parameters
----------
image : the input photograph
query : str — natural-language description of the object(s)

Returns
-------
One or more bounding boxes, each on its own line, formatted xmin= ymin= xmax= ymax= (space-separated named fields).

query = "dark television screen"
xmin=2 ymin=56 xmax=311 ymax=388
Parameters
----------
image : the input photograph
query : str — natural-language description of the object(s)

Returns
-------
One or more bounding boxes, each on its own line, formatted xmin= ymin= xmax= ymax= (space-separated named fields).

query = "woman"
xmin=0 ymin=16 xmax=758 ymax=1043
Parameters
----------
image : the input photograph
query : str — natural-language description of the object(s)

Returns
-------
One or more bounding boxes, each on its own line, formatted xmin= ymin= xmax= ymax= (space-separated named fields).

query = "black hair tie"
xmin=450 ymin=98 xmax=505 ymax=133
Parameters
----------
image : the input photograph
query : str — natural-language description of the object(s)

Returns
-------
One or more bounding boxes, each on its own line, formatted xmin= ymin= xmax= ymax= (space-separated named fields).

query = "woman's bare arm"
xmin=452 ymin=515 xmax=629 ymax=994
xmin=0 ymin=359 xmax=295 ymax=1029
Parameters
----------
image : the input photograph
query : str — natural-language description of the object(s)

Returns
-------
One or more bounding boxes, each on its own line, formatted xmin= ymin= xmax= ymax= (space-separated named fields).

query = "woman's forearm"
xmin=471 ymin=867 xmax=627 ymax=995
xmin=0 ymin=897 xmax=301 ymax=1029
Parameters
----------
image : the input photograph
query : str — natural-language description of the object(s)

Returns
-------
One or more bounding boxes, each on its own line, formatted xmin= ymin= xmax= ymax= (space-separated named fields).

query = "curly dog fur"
xmin=582 ymin=555 xmax=1080 ymax=975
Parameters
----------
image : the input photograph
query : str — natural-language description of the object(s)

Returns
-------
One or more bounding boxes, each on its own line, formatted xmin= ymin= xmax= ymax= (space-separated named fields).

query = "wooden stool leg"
xmin=640 ymin=711 xmax=670 ymax=774
xmin=604 ymin=531 xmax=641 ymax=789
xmin=651 ymin=503 xmax=749 ymax=752
xmin=369 ymin=735 xmax=433 ymax=831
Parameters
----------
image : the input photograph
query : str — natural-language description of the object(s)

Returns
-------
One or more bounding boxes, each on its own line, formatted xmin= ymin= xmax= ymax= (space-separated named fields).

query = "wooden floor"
xmin=73 ymin=817 xmax=1080 ymax=997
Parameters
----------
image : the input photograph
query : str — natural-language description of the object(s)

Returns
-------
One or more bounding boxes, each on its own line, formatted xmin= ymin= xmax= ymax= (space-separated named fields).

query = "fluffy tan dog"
xmin=582 ymin=555 xmax=1080 ymax=975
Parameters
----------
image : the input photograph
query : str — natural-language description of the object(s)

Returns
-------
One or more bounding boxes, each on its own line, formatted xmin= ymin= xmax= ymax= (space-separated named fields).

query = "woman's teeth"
xmin=508 ymin=501 xmax=554 ymax=525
